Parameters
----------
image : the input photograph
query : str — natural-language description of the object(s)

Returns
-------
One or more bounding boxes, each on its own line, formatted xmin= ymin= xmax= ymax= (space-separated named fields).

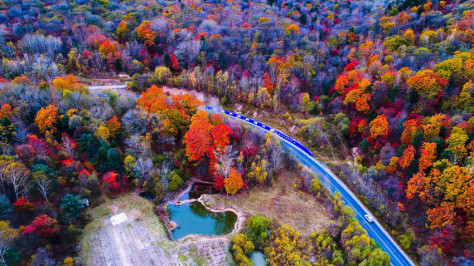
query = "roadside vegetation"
xmin=0 ymin=81 xmax=371 ymax=264
xmin=0 ymin=0 xmax=472 ymax=265
xmin=228 ymin=173 xmax=391 ymax=266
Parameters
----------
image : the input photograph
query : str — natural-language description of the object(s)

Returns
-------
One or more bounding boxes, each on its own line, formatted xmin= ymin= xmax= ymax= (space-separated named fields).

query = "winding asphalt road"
xmin=205 ymin=106 xmax=414 ymax=266
xmin=93 ymin=86 xmax=414 ymax=265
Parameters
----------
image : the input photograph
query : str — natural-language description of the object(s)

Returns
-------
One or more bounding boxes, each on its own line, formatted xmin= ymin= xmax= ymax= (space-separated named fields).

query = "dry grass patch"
xmin=208 ymin=171 xmax=330 ymax=236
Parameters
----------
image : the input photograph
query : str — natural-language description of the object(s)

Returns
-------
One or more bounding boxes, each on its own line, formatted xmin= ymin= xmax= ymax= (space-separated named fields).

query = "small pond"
xmin=168 ymin=201 xmax=237 ymax=239
xmin=250 ymin=250 xmax=267 ymax=266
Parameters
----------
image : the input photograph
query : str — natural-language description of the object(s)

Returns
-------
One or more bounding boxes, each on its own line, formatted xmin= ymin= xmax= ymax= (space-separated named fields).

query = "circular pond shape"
xmin=250 ymin=250 xmax=267 ymax=266
xmin=168 ymin=201 xmax=237 ymax=239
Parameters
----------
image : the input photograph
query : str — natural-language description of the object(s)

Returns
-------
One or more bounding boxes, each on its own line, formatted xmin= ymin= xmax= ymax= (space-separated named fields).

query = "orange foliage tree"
xmin=170 ymin=94 xmax=204 ymax=116
xmin=98 ymin=41 xmax=116 ymax=57
xmin=35 ymin=105 xmax=58 ymax=134
xmin=386 ymin=156 xmax=399 ymax=174
xmin=407 ymin=69 xmax=448 ymax=99
xmin=137 ymin=85 xmax=169 ymax=113
xmin=399 ymin=145 xmax=416 ymax=170
xmin=211 ymin=124 xmax=231 ymax=148
xmin=426 ymin=202 xmax=456 ymax=229
xmin=401 ymin=119 xmax=419 ymax=145
xmin=285 ymin=24 xmax=300 ymax=35
xmin=407 ymin=156 xmax=473 ymax=229
xmin=106 ymin=116 xmax=121 ymax=138
xmin=355 ymin=93 xmax=371 ymax=113
xmin=418 ymin=142 xmax=437 ymax=173
xmin=183 ymin=111 xmax=213 ymax=162
xmin=0 ymin=103 xmax=12 ymax=119
xmin=138 ymin=86 xmax=203 ymax=138
xmin=136 ymin=20 xmax=156 ymax=46
xmin=369 ymin=114 xmax=389 ymax=139
xmin=210 ymin=113 xmax=224 ymax=126
xmin=182 ymin=110 xmax=233 ymax=180
xmin=406 ymin=172 xmax=427 ymax=200
xmin=52 ymin=75 xmax=85 ymax=91
xmin=224 ymin=168 xmax=244 ymax=195
xmin=267 ymin=57 xmax=292 ymax=89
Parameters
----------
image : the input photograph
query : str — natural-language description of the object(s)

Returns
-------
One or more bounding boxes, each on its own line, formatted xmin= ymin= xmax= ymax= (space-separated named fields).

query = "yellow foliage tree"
xmin=446 ymin=127 xmax=469 ymax=163
xmin=285 ymin=24 xmax=300 ymax=35
xmin=0 ymin=220 xmax=19 ymax=263
xmin=95 ymin=123 xmax=110 ymax=140
xmin=52 ymin=75 xmax=85 ymax=91
xmin=403 ymin=30 xmax=415 ymax=45
xmin=64 ymin=257 xmax=74 ymax=266
xmin=454 ymin=80 xmax=473 ymax=113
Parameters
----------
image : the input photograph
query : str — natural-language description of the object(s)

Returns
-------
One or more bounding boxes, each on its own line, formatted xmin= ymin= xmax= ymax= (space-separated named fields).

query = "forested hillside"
xmin=0 ymin=0 xmax=472 ymax=265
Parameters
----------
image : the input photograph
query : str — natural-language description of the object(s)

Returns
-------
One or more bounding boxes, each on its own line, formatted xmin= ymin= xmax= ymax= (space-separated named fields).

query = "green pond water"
xmin=250 ymin=250 xmax=267 ymax=266
xmin=168 ymin=201 xmax=237 ymax=239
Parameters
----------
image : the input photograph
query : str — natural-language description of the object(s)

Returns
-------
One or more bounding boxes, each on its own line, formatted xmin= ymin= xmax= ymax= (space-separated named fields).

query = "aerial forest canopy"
xmin=0 ymin=0 xmax=473 ymax=265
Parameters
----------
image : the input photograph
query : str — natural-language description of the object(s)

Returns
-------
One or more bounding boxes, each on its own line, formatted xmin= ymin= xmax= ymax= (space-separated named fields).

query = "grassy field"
xmin=80 ymin=194 xmax=233 ymax=266
xmin=207 ymin=172 xmax=330 ymax=236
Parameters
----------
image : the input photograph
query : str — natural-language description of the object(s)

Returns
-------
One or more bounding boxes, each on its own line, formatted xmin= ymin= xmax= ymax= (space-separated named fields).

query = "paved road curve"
xmin=92 ymin=86 xmax=414 ymax=265
xmin=205 ymin=106 xmax=415 ymax=266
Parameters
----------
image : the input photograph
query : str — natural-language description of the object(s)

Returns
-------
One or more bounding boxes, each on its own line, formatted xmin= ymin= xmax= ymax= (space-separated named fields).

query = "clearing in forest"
xmin=206 ymin=171 xmax=331 ymax=236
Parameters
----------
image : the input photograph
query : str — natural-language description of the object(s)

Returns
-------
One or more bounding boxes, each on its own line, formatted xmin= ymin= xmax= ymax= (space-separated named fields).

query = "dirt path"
xmin=87 ymin=84 xmax=131 ymax=95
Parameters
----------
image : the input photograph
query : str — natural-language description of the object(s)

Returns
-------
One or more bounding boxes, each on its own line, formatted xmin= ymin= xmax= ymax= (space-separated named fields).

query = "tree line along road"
xmin=91 ymin=85 xmax=415 ymax=266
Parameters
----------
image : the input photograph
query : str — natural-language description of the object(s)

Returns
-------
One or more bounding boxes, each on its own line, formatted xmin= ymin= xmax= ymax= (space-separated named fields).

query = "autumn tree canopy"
xmin=35 ymin=105 xmax=58 ymax=134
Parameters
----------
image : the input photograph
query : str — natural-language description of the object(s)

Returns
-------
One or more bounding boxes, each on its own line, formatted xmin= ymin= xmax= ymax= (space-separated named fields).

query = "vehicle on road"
xmin=365 ymin=214 xmax=374 ymax=223
xmin=221 ymin=108 xmax=414 ymax=266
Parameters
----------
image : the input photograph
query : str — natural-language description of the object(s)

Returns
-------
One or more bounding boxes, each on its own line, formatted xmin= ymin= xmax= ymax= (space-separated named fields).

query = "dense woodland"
xmin=0 ymin=0 xmax=473 ymax=265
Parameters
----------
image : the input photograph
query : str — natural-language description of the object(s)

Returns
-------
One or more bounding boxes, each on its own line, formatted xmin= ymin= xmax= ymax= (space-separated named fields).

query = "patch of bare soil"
xmin=80 ymin=194 xmax=233 ymax=266
xmin=207 ymin=171 xmax=331 ymax=236
xmin=77 ymin=75 xmax=131 ymax=86
xmin=162 ymin=86 xmax=221 ymax=107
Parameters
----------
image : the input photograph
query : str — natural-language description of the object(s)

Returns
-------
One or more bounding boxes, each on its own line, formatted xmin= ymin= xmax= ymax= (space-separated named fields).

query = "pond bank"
xmin=168 ymin=201 xmax=237 ymax=239
xmin=162 ymin=183 xmax=247 ymax=242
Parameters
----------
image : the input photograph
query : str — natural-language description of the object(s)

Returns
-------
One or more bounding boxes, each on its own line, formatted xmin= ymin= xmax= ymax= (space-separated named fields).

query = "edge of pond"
xmin=163 ymin=183 xmax=247 ymax=242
